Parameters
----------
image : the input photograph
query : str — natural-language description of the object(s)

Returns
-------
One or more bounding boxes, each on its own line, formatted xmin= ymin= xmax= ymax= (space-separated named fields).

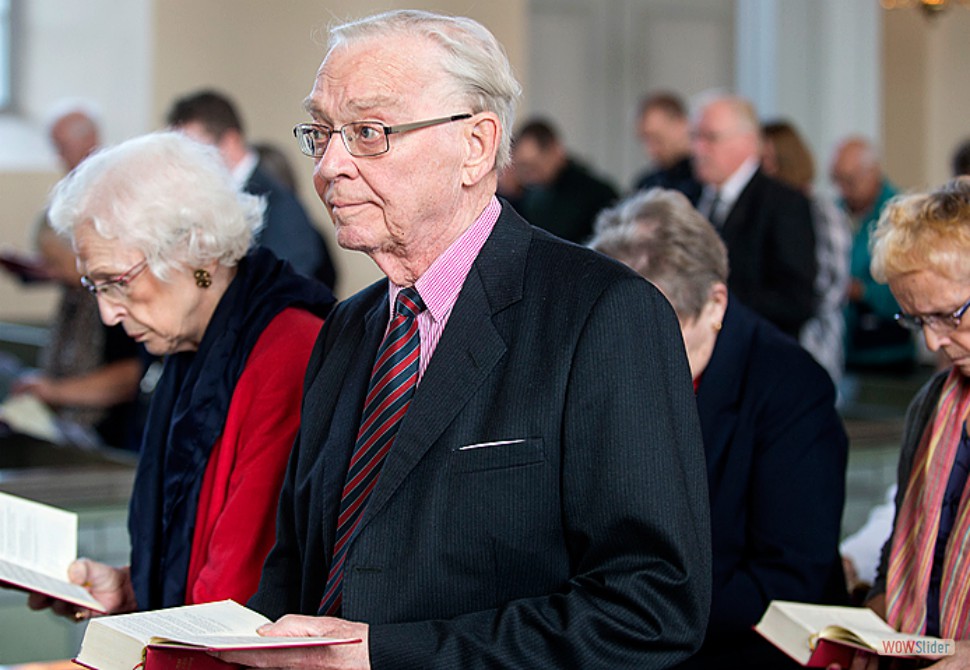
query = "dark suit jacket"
xmin=245 ymin=164 xmax=338 ymax=290
xmin=518 ymin=159 xmax=618 ymax=244
xmin=678 ymin=299 xmax=848 ymax=669
xmin=250 ymin=202 xmax=712 ymax=669
xmin=715 ymin=169 xmax=817 ymax=337
xmin=633 ymin=155 xmax=702 ymax=203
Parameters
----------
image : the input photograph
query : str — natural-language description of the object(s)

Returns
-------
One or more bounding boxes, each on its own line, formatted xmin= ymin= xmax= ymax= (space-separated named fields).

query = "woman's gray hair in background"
xmin=47 ymin=131 xmax=265 ymax=281
xmin=327 ymin=9 xmax=522 ymax=172
xmin=589 ymin=188 xmax=729 ymax=321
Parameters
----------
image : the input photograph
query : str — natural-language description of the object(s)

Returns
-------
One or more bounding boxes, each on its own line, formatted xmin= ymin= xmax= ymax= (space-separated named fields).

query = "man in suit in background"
xmin=223 ymin=9 xmax=711 ymax=670
xmin=511 ymin=117 xmax=619 ymax=244
xmin=167 ymin=90 xmax=338 ymax=290
xmin=691 ymin=94 xmax=816 ymax=337
xmin=632 ymin=91 xmax=702 ymax=202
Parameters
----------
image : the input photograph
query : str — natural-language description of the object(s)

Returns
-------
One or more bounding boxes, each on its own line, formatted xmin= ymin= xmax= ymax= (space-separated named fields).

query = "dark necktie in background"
xmin=318 ymin=287 xmax=425 ymax=616
xmin=706 ymin=191 xmax=723 ymax=228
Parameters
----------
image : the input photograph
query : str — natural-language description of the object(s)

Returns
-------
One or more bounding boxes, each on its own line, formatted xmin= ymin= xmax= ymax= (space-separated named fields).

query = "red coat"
xmin=185 ymin=306 xmax=323 ymax=605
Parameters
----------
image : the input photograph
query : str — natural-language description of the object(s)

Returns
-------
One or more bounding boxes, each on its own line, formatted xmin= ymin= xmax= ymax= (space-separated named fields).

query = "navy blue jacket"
xmin=680 ymin=298 xmax=848 ymax=669
xmin=246 ymin=164 xmax=338 ymax=291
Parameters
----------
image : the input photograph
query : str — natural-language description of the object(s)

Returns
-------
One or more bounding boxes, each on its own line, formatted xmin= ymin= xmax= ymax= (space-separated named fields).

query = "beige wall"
xmin=883 ymin=8 xmax=970 ymax=193
xmin=0 ymin=0 xmax=527 ymax=323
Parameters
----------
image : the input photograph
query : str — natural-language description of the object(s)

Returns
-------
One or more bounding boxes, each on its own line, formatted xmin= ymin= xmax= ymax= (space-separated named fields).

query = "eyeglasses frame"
xmin=80 ymin=259 xmax=149 ymax=300
xmin=895 ymin=294 xmax=970 ymax=334
xmin=293 ymin=113 xmax=473 ymax=158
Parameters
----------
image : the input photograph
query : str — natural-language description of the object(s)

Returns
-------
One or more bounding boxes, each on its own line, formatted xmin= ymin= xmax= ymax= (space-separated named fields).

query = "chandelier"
xmin=880 ymin=0 xmax=970 ymax=15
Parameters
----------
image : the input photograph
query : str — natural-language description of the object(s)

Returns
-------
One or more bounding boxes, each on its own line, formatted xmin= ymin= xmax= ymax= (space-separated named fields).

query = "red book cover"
xmin=144 ymin=646 xmax=241 ymax=670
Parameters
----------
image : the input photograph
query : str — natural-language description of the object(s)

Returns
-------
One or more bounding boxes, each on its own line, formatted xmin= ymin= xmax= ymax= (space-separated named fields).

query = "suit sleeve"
xmin=708 ymin=350 xmax=847 ymax=635
xmin=367 ymin=277 xmax=712 ymax=669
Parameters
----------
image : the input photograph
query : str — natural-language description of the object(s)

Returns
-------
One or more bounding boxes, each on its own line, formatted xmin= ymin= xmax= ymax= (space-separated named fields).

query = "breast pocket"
xmin=452 ymin=437 xmax=546 ymax=473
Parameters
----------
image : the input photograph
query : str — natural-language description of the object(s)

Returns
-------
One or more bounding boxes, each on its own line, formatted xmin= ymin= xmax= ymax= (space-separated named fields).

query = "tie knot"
xmin=395 ymin=287 xmax=425 ymax=319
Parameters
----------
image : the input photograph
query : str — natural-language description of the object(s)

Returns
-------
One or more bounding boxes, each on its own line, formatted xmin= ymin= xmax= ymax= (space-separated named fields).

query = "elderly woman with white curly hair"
xmin=28 ymin=131 xmax=334 ymax=616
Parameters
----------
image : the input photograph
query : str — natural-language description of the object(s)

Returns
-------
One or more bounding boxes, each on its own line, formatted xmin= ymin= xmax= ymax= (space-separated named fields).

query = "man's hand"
xmin=26 ymin=558 xmax=137 ymax=619
xmin=215 ymin=615 xmax=370 ymax=670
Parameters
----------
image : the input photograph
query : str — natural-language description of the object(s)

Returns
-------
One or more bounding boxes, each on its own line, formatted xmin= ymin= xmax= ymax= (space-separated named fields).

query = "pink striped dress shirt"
xmin=386 ymin=196 xmax=501 ymax=382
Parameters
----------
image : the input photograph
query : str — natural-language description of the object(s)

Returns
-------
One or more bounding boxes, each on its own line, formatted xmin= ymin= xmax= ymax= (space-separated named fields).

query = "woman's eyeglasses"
xmin=895 ymin=295 xmax=970 ymax=334
xmin=80 ymin=259 xmax=149 ymax=302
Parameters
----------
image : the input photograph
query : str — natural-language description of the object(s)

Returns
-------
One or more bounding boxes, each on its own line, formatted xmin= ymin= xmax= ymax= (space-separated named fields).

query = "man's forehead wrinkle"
xmin=310 ymin=37 xmax=440 ymax=119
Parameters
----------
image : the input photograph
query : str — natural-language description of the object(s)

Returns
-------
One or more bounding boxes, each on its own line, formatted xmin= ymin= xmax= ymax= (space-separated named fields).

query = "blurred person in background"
xmin=632 ymin=91 xmax=701 ymax=201
xmin=2 ymin=104 xmax=145 ymax=450
xmin=253 ymin=141 xmax=300 ymax=194
xmin=511 ymin=117 xmax=618 ymax=244
xmin=830 ymin=136 xmax=914 ymax=374
xmin=952 ymin=138 xmax=970 ymax=178
xmin=28 ymin=131 xmax=334 ymax=616
xmin=8 ymin=218 xmax=144 ymax=449
xmin=691 ymin=93 xmax=817 ymax=338
xmin=762 ymin=120 xmax=851 ymax=387
xmin=591 ymin=188 xmax=848 ymax=670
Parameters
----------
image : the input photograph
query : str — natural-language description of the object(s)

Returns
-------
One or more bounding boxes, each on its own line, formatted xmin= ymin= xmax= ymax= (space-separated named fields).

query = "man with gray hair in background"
xmin=221 ymin=9 xmax=711 ymax=670
xmin=691 ymin=93 xmax=817 ymax=338
xmin=830 ymin=135 xmax=913 ymax=373
xmin=48 ymin=104 xmax=101 ymax=173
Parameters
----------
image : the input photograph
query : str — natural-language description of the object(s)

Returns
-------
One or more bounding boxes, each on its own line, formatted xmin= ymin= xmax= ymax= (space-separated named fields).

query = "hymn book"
xmin=0 ymin=490 xmax=104 ymax=611
xmin=73 ymin=599 xmax=361 ymax=670
xmin=755 ymin=600 xmax=949 ymax=667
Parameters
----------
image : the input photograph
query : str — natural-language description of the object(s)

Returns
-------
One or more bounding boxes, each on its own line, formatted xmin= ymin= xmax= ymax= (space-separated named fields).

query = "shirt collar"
xmin=388 ymin=196 xmax=501 ymax=322
xmin=231 ymin=150 xmax=259 ymax=188
xmin=707 ymin=155 xmax=760 ymax=209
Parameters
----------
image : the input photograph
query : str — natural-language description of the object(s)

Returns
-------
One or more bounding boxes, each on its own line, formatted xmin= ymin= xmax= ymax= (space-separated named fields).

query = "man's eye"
xmin=358 ymin=125 xmax=382 ymax=141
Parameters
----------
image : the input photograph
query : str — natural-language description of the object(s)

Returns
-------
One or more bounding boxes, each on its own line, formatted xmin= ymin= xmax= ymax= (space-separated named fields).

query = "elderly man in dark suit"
xmin=220 ymin=9 xmax=711 ymax=670
xmin=691 ymin=94 xmax=817 ymax=337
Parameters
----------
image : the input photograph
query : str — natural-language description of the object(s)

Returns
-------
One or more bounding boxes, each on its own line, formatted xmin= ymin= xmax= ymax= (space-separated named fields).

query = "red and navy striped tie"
xmin=318 ymin=287 xmax=425 ymax=616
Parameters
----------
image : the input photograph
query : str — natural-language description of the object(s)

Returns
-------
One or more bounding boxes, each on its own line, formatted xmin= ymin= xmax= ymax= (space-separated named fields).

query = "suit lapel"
xmin=310 ymin=290 xmax=390 ymax=555
xmin=357 ymin=204 xmax=530 ymax=532
xmin=720 ymin=169 xmax=761 ymax=241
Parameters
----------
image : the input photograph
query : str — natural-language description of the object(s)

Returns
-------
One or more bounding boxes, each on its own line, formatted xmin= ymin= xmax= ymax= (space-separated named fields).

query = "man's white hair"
xmin=327 ymin=10 xmax=522 ymax=171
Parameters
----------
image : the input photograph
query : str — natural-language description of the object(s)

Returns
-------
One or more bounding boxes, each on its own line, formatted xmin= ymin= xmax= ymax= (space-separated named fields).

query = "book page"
xmin=0 ymin=491 xmax=77 ymax=578
xmin=0 ymin=558 xmax=104 ymax=611
xmin=96 ymin=600 xmax=271 ymax=644
xmin=151 ymin=634 xmax=360 ymax=650
xmin=776 ymin=601 xmax=940 ymax=648
xmin=0 ymin=393 xmax=61 ymax=443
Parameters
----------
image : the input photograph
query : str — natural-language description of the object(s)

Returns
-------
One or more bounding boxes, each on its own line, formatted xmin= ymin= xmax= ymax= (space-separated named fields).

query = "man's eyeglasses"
xmin=80 ymin=259 xmax=148 ymax=302
xmin=895 ymin=294 xmax=970 ymax=334
xmin=293 ymin=114 xmax=472 ymax=158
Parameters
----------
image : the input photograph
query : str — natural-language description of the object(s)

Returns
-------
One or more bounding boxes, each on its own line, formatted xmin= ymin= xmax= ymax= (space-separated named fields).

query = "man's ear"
xmin=461 ymin=112 xmax=501 ymax=187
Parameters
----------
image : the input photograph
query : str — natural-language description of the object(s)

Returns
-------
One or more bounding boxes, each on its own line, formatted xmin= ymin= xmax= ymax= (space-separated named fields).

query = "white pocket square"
xmin=457 ymin=438 xmax=527 ymax=451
